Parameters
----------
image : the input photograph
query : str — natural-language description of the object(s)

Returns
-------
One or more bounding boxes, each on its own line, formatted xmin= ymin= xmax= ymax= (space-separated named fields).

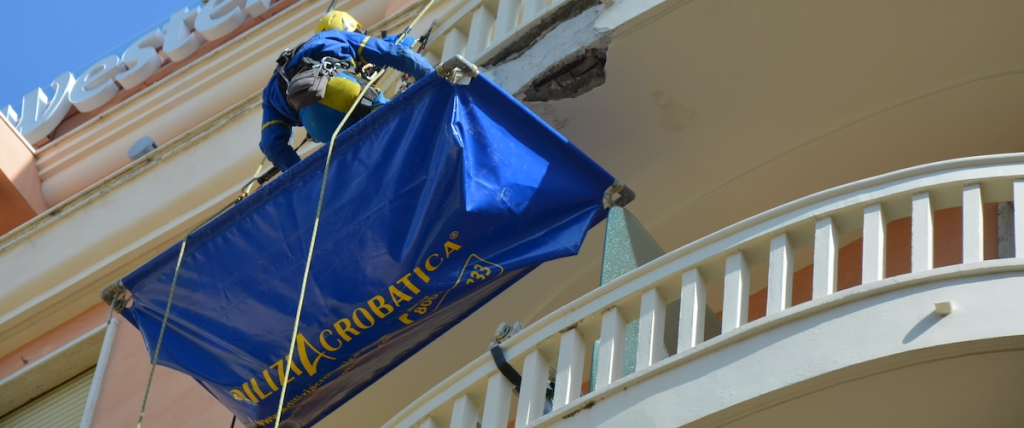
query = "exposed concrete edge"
xmin=484 ymin=4 xmax=612 ymax=99
xmin=530 ymin=258 xmax=1024 ymax=426
xmin=481 ymin=0 xmax=605 ymax=68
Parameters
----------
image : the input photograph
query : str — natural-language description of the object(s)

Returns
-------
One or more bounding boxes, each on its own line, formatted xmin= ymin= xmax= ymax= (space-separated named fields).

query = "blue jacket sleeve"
xmin=355 ymin=36 xmax=434 ymax=80
xmin=259 ymin=99 xmax=300 ymax=171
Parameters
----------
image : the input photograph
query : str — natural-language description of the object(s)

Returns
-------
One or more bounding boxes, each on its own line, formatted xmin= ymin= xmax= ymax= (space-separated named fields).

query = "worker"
xmin=259 ymin=11 xmax=434 ymax=171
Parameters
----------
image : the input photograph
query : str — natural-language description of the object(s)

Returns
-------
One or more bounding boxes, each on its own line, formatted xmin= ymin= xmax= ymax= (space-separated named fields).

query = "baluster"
xmin=862 ymin=203 xmax=886 ymax=283
xmin=636 ymin=288 xmax=665 ymax=371
xmin=553 ymin=328 xmax=584 ymax=410
xmin=1014 ymin=179 xmax=1024 ymax=258
xmin=523 ymin=0 xmax=547 ymax=22
xmin=467 ymin=6 xmax=496 ymax=58
xmin=494 ymin=0 xmax=523 ymax=39
xmin=442 ymin=27 xmax=468 ymax=61
xmin=766 ymin=233 xmax=793 ymax=315
xmin=481 ymin=373 xmax=513 ymax=428
xmin=596 ymin=307 xmax=626 ymax=390
xmin=722 ymin=252 xmax=749 ymax=333
xmin=678 ymin=268 xmax=706 ymax=352
xmin=450 ymin=394 xmax=479 ymax=428
xmin=813 ymin=217 xmax=837 ymax=299
xmin=911 ymin=192 xmax=933 ymax=272
xmin=420 ymin=417 xmax=441 ymax=428
xmin=515 ymin=350 xmax=549 ymax=427
xmin=963 ymin=184 xmax=984 ymax=263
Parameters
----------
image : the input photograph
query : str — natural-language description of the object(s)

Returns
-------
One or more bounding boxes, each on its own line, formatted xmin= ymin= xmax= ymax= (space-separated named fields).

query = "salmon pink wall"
xmin=89 ymin=313 xmax=233 ymax=427
xmin=0 ymin=117 xmax=46 ymax=235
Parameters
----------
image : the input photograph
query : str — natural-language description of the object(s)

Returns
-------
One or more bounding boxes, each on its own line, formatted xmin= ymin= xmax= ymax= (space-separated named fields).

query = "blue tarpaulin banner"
xmin=121 ymin=73 xmax=614 ymax=427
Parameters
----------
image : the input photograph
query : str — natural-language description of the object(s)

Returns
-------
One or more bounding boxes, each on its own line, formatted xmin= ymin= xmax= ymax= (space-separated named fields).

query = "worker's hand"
xmin=382 ymin=34 xmax=417 ymax=49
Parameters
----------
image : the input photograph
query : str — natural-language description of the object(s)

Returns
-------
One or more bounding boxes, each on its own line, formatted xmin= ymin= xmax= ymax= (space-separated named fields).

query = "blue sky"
xmin=0 ymin=0 xmax=195 ymax=111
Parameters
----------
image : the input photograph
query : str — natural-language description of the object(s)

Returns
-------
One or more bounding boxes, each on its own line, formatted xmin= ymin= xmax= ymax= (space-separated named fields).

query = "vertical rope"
xmin=133 ymin=190 xmax=247 ymax=427
xmin=271 ymin=2 xmax=437 ymax=426
xmin=271 ymin=57 xmax=383 ymax=428
xmin=136 ymin=237 xmax=189 ymax=428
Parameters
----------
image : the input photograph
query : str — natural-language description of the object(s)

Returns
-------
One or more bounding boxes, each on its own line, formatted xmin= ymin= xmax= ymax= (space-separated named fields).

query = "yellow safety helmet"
xmin=316 ymin=11 xmax=363 ymax=34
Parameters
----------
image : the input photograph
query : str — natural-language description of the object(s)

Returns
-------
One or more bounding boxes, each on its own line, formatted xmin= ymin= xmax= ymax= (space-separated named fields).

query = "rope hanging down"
xmin=134 ymin=197 xmax=247 ymax=427
xmin=271 ymin=1 xmax=438 ymax=426
xmin=136 ymin=236 xmax=187 ymax=428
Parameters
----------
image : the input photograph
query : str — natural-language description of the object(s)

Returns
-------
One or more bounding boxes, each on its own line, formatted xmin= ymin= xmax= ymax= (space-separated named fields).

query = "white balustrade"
xmin=722 ymin=252 xmax=750 ymax=333
xmin=450 ymin=394 xmax=479 ymax=428
xmin=441 ymin=27 xmax=469 ymax=62
xmin=523 ymin=0 xmax=548 ymax=22
xmin=596 ymin=307 xmax=626 ymax=390
xmin=515 ymin=350 xmax=550 ymax=427
xmin=384 ymin=155 xmax=1024 ymax=428
xmin=481 ymin=373 xmax=513 ymax=428
xmin=553 ymin=328 xmax=585 ymax=410
xmin=467 ymin=6 xmax=496 ymax=58
xmin=494 ymin=0 xmax=523 ymax=39
xmin=1015 ymin=179 xmax=1024 ymax=258
xmin=636 ymin=289 xmax=666 ymax=370
xmin=372 ymin=0 xmax=565 ymax=80
xmin=911 ymin=192 xmax=934 ymax=272
xmin=766 ymin=233 xmax=793 ymax=315
xmin=812 ymin=216 xmax=838 ymax=299
xmin=963 ymin=184 xmax=984 ymax=263
xmin=678 ymin=268 xmax=706 ymax=353
xmin=862 ymin=203 xmax=886 ymax=283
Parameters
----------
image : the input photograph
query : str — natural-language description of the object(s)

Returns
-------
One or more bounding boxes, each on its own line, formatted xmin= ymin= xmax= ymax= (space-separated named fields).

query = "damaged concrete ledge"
xmin=484 ymin=3 xmax=613 ymax=102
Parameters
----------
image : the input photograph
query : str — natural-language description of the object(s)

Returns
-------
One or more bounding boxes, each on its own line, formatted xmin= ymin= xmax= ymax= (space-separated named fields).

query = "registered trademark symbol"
xmin=450 ymin=231 xmax=459 ymax=239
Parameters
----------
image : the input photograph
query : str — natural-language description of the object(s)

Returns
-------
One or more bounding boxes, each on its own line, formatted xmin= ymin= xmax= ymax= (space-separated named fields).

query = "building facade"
xmin=1 ymin=0 xmax=1023 ymax=426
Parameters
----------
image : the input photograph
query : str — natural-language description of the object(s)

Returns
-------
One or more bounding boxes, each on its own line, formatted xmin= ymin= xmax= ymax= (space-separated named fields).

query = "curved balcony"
xmin=386 ymin=154 xmax=1024 ymax=428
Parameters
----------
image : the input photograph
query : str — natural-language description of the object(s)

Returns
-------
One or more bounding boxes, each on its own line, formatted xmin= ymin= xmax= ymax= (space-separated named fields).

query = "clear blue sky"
xmin=0 ymin=0 xmax=195 ymax=111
